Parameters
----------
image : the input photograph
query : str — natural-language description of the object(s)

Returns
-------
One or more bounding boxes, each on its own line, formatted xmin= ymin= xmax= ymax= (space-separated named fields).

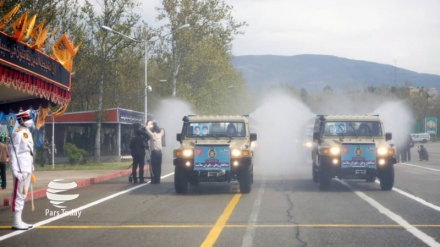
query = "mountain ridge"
xmin=231 ymin=54 xmax=440 ymax=91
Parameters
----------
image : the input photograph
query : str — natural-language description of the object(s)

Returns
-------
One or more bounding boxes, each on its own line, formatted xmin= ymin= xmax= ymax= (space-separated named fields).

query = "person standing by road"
xmin=0 ymin=135 xmax=9 ymax=189
xmin=146 ymin=120 xmax=164 ymax=184
xmin=402 ymin=134 xmax=414 ymax=162
xmin=9 ymin=109 xmax=35 ymax=230
xmin=41 ymin=139 xmax=50 ymax=167
xmin=129 ymin=128 xmax=147 ymax=183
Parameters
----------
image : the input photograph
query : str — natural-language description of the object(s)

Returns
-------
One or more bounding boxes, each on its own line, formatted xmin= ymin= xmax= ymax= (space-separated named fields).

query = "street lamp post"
xmin=52 ymin=114 xmax=55 ymax=169
xmin=101 ymin=24 xmax=190 ymax=123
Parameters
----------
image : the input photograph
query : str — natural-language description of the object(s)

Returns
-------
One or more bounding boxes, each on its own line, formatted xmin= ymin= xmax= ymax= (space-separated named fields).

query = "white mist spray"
xmin=251 ymin=90 xmax=315 ymax=176
xmin=151 ymin=98 xmax=194 ymax=162
xmin=370 ymin=101 xmax=414 ymax=148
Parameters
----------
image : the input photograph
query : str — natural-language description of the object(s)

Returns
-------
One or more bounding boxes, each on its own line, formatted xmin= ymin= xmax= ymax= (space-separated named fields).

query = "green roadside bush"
xmin=64 ymin=143 xmax=87 ymax=165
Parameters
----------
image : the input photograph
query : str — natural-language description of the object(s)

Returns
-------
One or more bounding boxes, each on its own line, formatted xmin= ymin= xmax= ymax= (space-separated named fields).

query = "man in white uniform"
xmin=9 ymin=109 xmax=34 ymax=230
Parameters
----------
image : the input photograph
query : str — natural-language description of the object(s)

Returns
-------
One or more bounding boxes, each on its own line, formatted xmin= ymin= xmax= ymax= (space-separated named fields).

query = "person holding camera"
xmin=146 ymin=120 xmax=164 ymax=184
xmin=129 ymin=129 xmax=147 ymax=183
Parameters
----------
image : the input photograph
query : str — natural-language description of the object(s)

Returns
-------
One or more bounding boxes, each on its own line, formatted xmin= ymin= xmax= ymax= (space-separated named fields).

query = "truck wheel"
xmin=379 ymin=166 xmax=394 ymax=191
xmin=239 ymin=166 xmax=252 ymax=193
xmin=318 ymin=166 xmax=331 ymax=191
xmin=312 ymin=161 xmax=318 ymax=183
xmin=174 ymin=167 xmax=188 ymax=194
xmin=250 ymin=162 xmax=254 ymax=185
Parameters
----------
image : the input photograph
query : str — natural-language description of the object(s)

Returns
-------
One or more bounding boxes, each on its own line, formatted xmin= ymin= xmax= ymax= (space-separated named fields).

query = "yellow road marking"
xmin=0 ymin=224 xmax=439 ymax=230
xmin=200 ymin=194 xmax=242 ymax=247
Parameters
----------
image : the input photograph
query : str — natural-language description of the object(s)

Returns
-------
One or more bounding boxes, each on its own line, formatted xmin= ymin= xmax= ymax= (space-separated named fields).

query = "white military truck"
xmin=311 ymin=115 xmax=396 ymax=191
xmin=173 ymin=115 xmax=257 ymax=194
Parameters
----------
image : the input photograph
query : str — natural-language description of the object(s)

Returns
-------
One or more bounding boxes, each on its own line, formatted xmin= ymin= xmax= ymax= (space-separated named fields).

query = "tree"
xmin=153 ymin=0 xmax=249 ymax=113
xmin=0 ymin=0 xmax=84 ymax=53
xmin=323 ymin=85 xmax=334 ymax=93
xmin=0 ymin=0 xmax=59 ymax=35
xmin=300 ymin=88 xmax=309 ymax=103
xmin=78 ymin=0 xmax=142 ymax=162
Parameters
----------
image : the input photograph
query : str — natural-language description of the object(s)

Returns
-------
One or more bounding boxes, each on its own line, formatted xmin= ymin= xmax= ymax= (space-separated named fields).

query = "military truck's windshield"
xmin=184 ymin=122 xmax=246 ymax=137
xmin=323 ymin=121 xmax=383 ymax=137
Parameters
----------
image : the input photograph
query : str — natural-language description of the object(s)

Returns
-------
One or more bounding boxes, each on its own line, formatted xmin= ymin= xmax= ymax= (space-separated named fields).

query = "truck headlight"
xmin=304 ymin=141 xmax=313 ymax=148
xmin=231 ymin=149 xmax=242 ymax=157
xmin=329 ymin=146 xmax=340 ymax=155
xmin=387 ymin=148 xmax=395 ymax=156
xmin=175 ymin=149 xmax=193 ymax=158
xmin=321 ymin=146 xmax=340 ymax=155
xmin=377 ymin=147 xmax=388 ymax=156
xmin=182 ymin=149 xmax=193 ymax=157
xmin=377 ymin=147 xmax=394 ymax=156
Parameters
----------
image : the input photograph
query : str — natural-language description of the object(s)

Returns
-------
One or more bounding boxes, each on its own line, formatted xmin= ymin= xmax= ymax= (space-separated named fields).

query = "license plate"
xmin=355 ymin=170 xmax=366 ymax=175
xmin=208 ymin=172 xmax=218 ymax=177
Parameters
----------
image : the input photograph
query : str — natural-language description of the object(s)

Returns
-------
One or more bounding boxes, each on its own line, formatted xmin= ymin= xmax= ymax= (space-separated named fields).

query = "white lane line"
xmin=0 ymin=173 xmax=175 ymax=242
xmin=373 ymin=180 xmax=440 ymax=212
xmin=399 ymin=163 xmax=440 ymax=172
xmin=341 ymin=180 xmax=440 ymax=247
xmin=242 ymin=178 xmax=266 ymax=247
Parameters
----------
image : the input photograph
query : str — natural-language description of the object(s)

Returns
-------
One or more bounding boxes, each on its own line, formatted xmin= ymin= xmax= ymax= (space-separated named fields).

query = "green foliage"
xmin=35 ymin=147 xmax=44 ymax=165
xmin=68 ymin=0 xmax=144 ymax=112
xmin=63 ymin=143 xmax=87 ymax=165
xmin=11 ymin=0 xmax=251 ymax=115
xmin=153 ymin=0 xmax=249 ymax=113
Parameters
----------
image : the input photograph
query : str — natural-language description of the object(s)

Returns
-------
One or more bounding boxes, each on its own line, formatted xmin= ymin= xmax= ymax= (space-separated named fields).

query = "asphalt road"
xmin=0 ymin=143 xmax=439 ymax=247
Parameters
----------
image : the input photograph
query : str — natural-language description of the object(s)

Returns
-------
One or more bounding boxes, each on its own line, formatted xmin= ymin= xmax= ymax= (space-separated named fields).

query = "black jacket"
xmin=130 ymin=135 xmax=146 ymax=156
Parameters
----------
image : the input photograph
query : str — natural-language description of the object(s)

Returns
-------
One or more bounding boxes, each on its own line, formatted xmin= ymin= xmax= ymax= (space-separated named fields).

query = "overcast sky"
xmin=140 ymin=0 xmax=440 ymax=75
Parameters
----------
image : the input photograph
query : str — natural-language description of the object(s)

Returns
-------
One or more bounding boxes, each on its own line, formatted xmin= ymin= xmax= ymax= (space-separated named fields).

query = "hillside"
xmin=231 ymin=54 xmax=440 ymax=91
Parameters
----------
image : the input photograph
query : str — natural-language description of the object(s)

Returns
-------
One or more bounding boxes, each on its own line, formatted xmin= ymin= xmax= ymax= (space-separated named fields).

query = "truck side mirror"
xmin=385 ymin=132 xmax=392 ymax=141
xmin=313 ymin=132 xmax=320 ymax=141
xmin=176 ymin=133 xmax=182 ymax=142
xmin=250 ymin=133 xmax=257 ymax=142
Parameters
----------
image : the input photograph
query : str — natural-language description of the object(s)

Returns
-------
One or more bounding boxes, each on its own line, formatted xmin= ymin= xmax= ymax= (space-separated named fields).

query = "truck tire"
xmin=239 ymin=166 xmax=252 ymax=193
xmin=318 ymin=164 xmax=331 ymax=191
xmin=312 ymin=161 xmax=318 ymax=183
xmin=379 ymin=166 xmax=394 ymax=191
xmin=250 ymin=163 xmax=254 ymax=185
xmin=174 ymin=167 xmax=188 ymax=194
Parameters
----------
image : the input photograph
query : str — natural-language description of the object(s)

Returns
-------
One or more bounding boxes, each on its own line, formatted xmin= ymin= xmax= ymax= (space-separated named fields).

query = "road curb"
xmin=1 ymin=169 xmax=131 ymax=209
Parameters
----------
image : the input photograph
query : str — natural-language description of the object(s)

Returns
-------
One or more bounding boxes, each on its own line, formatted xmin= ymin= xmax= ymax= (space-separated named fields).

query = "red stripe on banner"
xmin=11 ymin=178 xmax=18 ymax=212
xmin=0 ymin=64 xmax=71 ymax=106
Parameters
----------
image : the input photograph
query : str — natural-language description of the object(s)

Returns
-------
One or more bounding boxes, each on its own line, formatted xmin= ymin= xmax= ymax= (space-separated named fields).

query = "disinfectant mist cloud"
xmin=251 ymin=90 xmax=315 ymax=176
xmin=151 ymin=98 xmax=194 ymax=161
xmin=370 ymin=101 xmax=414 ymax=148
xmin=148 ymin=90 xmax=414 ymax=175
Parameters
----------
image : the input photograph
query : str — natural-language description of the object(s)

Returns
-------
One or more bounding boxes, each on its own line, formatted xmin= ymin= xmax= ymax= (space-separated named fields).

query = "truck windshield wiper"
xmin=349 ymin=123 xmax=358 ymax=138
xmin=364 ymin=124 xmax=373 ymax=138
xmin=336 ymin=123 xmax=345 ymax=140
